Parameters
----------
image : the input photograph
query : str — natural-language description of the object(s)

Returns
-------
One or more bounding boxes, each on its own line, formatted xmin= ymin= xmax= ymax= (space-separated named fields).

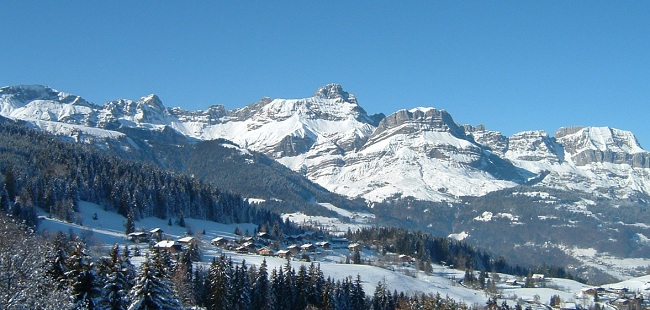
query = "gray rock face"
xmin=556 ymin=127 xmax=650 ymax=168
xmin=272 ymin=135 xmax=316 ymax=158
xmin=370 ymin=108 xmax=465 ymax=141
xmin=465 ymin=125 xmax=509 ymax=154
xmin=313 ymin=83 xmax=355 ymax=102
xmin=506 ymin=131 xmax=563 ymax=163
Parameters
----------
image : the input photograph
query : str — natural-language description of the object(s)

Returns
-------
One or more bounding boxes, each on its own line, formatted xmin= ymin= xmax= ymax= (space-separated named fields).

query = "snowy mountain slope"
xmin=2 ymin=84 xmax=650 ymax=203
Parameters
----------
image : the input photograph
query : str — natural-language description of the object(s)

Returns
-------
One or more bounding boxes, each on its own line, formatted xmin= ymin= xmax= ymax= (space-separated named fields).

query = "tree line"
xmin=347 ymin=226 xmax=580 ymax=281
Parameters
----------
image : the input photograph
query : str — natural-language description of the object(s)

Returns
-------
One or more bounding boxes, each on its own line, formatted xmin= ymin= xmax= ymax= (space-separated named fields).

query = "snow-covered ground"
xmin=35 ymin=200 xmax=644 ymax=308
xmin=281 ymin=202 xmax=375 ymax=236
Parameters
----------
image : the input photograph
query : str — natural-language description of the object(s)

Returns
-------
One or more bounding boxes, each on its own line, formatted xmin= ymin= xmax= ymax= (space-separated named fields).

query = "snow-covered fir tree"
xmin=127 ymin=254 xmax=183 ymax=310
xmin=65 ymin=242 xmax=100 ymax=309
xmin=98 ymin=244 xmax=134 ymax=310
xmin=250 ymin=259 xmax=270 ymax=309
xmin=208 ymin=255 xmax=234 ymax=310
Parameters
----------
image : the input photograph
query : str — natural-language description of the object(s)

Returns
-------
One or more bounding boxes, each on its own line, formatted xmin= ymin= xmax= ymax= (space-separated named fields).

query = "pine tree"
xmin=208 ymin=255 xmax=233 ymax=310
xmin=127 ymin=254 xmax=183 ymax=310
xmin=351 ymin=274 xmax=366 ymax=309
xmin=372 ymin=280 xmax=391 ymax=310
xmin=100 ymin=244 xmax=131 ymax=310
xmin=270 ymin=267 xmax=289 ymax=310
xmin=308 ymin=263 xmax=325 ymax=308
xmin=294 ymin=264 xmax=309 ymax=310
xmin=251 ymin=259 xmax=270 ymax=309
xmin=125 ymin=209 xmax=135 ymax=235
xmin=122 ymin=245 xmax=137 ymax=286
xmin=65 ymin=242 xmax=100 ymax=309
xmin=233 ymin=263 xmax=251 ymax=310
xmin=193 ymin=266 xmax=211 ymax=308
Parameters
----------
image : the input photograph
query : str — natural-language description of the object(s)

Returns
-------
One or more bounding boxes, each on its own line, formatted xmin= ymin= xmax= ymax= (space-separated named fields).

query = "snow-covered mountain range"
xmin=2 ymin=84 xmax=650 ymax=202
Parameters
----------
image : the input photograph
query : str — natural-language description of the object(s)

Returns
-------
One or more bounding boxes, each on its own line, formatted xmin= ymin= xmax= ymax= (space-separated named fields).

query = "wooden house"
xmin=128 ymin=231 xmax=149 ymax=243
xmin=153 ymin=240 xmax=182 ymax=254
xmin=277 ymin=250 xmax=291 ymax=259
xmin=149 ymin=228 xmax=163 ymax=241
xmin=316 ymin=241 xmax=331 ymax=250
xmin=287 ymin=244 xmax=300 ymax=256
xmin=348 ymin=243 xmax=363 ymax=252
xmin=258 ymin=247 xmax=275 ymax=256
xmin=177 ymin=236 xmax=195 ymax=246
xmin=257 ymin=232 xmax=272 ymax=240
xmin=211 ymin=237 xmax=229 ymax=247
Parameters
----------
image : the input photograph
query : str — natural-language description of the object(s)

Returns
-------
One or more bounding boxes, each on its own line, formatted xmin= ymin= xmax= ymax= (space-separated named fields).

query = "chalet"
xmin=277 ymin=250 xmax=291 ymax=259
xmin=301 ymin=243 xmax=316 ymax=252
xmin=331 ymin=237 xmax=349 ymax=248
xmin=211 ymin=237 xmax=229 ymax=247
xmin=177 ymin=236 xmax=195 ymax=246
xmin=316 ymin=241 xmax=331 ymax=250
xmin=257 ymin=232 xmax=272 ymax=240
xmin=153 ymin=240 xmax=182 ymax=254
xmin=531 ymin=274 xmax=545 ymax=282
xmin=399 ymin=254 xmax=414 ymax=263
xmin=128 ymin=231 xmax=149 ymax=243
xmin=236 ymin=245 xmax=249 ymax=253
xmin=149 ymin=228 xmax=163 ymax=241
xmin=239 ymin=241 xmax=261 ymax=253
xmin=258 ymin=247 xmax=275 ymax=256
xmin=287 ymin=244 xmax=300 ymax=255
xmin=348 ymin=243 xmax=363 ymax=252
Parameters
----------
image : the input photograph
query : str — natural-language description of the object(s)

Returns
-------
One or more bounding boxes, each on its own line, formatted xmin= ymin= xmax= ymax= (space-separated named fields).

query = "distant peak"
xmin=313 ymin=84 xmax=355 ymax=102
xmin=137 ymin=94 xmax=165 ymax=109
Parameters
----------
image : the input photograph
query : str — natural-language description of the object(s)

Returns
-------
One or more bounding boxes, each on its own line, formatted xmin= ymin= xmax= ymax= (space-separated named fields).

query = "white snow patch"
xmin=448 ymin=231 xmax=469 ymax=241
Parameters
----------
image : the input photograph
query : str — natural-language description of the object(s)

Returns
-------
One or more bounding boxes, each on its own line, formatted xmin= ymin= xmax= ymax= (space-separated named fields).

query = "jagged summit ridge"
xmin=1 ymin=83 xmax=650 ymax=202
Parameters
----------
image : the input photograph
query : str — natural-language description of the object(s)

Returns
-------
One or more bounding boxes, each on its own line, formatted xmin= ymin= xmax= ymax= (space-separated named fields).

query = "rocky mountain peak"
xmin=137 ymin=94 xmax=165 ymax=110
xmin=313 ymin=84 xmax=356 ymax=103
xmin=0 ymin=85 xmax=92 ymax=110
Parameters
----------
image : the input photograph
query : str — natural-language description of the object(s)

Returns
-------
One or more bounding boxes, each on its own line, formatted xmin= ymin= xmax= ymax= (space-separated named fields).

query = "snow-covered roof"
xmin=154 ymin=240 xmax=178 ymax=248
xmin=177 ymin=236 xmax=194 ymax=243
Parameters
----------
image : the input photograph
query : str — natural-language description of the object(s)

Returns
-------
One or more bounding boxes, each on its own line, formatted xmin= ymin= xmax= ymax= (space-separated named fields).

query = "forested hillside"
xmin=0 ymin=118 xmax=286 ymax=230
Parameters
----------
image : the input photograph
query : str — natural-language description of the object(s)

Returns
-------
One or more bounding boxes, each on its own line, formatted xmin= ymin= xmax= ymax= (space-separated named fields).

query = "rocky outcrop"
xmin=505 ymin=130 xmax=563 ymax=163
xmin=369 ymin=108 xmax=465 ymax=143
xmin=465 ymin=125 xmax=509 ymax=154
xmin=556 ymin=127 xmax=650 ymax=168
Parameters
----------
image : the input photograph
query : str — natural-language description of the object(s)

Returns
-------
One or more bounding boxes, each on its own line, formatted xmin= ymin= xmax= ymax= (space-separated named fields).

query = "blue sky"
xmin=2 ymin=1 xmax=649 ymax=147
